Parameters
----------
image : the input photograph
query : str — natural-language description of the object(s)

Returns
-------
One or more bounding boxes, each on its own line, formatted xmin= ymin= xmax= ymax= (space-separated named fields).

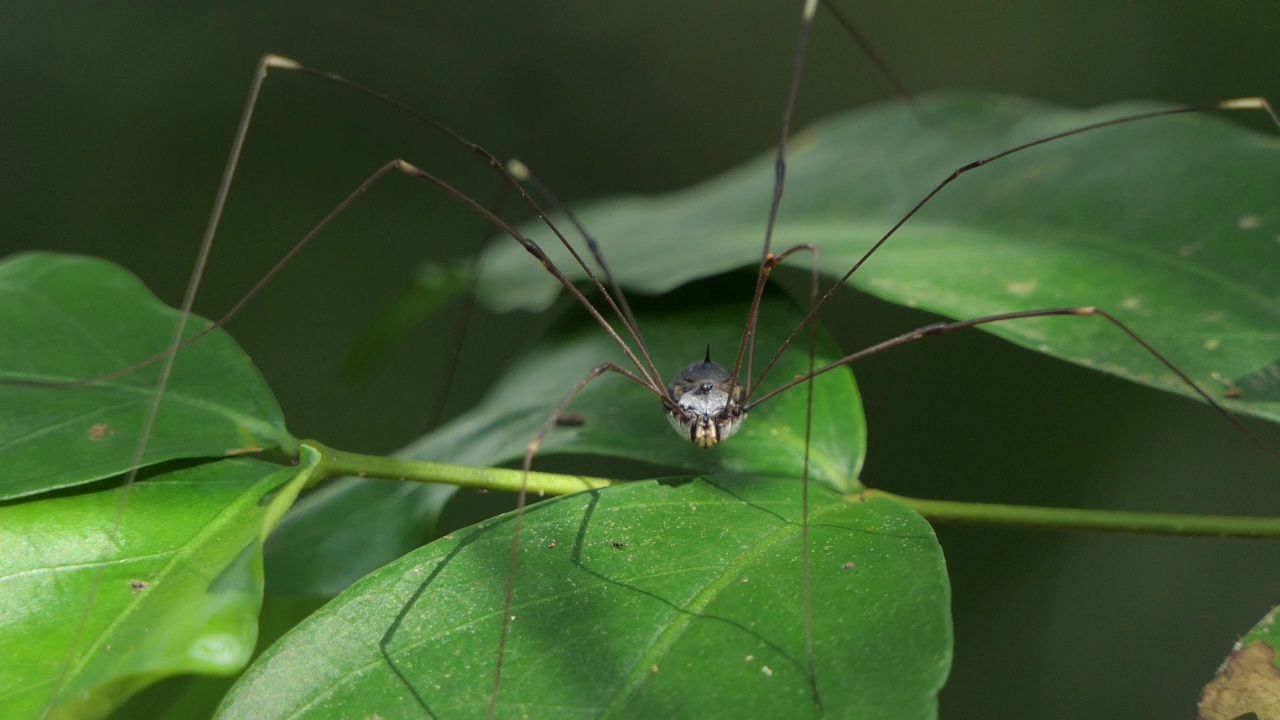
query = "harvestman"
xmin=9 ymin=0 xmax=1280 ymax=716
xmin=477 ymin=5 xmax=1280 ymax=711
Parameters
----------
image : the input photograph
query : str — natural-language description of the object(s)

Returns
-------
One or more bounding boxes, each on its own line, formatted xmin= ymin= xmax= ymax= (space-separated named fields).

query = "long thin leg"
xmin=271 ymin=57 xmax=662 ymax=391
xmin=737 ymin=241 xmax=820 ymax=398
xmin=817 ymin=0 xmax=949 ymax=133
xmin=751 ymin=97 xmax=1280 ymax=392
xmin=730 ymin=0 xmax=820 ymax=397
xmin=6 ymin=158 xmax=667 ymax=406
xmin=6 ymin=56 xmax=667 ymax=399
xmin=489 ymin=361 xmax=659 ymax=719
xmin=749 ymin=304 xmax=1280 ymax=460
xmin=506 ymin=159 xmax=663 ymax=393
xmin=42 ymin=58 xmax=282 ymax=709
xmin=798 ymin=243 xmax=822 ymax=710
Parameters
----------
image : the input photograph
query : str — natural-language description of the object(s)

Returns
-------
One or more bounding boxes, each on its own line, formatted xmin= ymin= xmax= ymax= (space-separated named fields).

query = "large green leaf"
xmin=401 ymin=289 xmax=865 ymax=491
xmin=0 ymin=451 xmax=317 ymax=719
xmin=0 ymin=253 xmax=295 ymax=499
xmin=266 ymin=288 xmax=865 ymax=598
xmin=221 ymin=478 xmax=951 ymax=719
xmin=478 ymin=95 xmax=1280 ymax=423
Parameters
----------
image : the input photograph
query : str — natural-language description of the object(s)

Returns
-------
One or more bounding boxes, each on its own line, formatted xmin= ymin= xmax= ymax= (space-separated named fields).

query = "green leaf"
xmin=105 ymin=596 xmax=332 ymax=720
xmin=341 ymin=261 xmax=475 ymax=382
xmin=0 ymin=253 xmax=295 ymax=499
xmin=219 ymin=478 xmax=951 ymax=719
xmin=266 ymin=287 xmax=865 ymax=598
xmin=402 ymin=288 xmax=865 ymax=493
xmin=478 ymin=95 xmax=1280 ymax=423
xmin=263 ymin=477 xmax=456 ymax=597
xmin=0 ymin=450 xmax=317 ymax=720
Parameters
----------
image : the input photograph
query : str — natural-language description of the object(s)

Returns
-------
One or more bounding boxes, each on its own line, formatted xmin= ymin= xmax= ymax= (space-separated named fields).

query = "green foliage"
xmin=483 ymin=96 xmax=1280 ymax=420
xmin=0 ymin=253 xmax=908 ymax=718
xmin=227 ymin=481 xmax=948 ymax=720
xmin=2 ymin=94 xmax=1279 ymax=718
xmin=0 ymin=254 xmax=294 ymax=499
xmin=0 ymin=453 xmax=316 ymax=719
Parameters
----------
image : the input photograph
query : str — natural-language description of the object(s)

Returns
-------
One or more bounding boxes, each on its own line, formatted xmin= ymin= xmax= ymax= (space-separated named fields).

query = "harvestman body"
xmin=666 ymin=350 xmax=747 ymax=447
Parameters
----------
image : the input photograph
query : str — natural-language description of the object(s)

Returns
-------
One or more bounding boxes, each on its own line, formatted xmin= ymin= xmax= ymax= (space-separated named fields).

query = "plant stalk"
xmin=301 ymin=442 xmax=1280 ymax=539
xmin=303 ymin=439 xmax=618 ymax=496
xmin=864 ymin=488 xmax=1280 ymax=539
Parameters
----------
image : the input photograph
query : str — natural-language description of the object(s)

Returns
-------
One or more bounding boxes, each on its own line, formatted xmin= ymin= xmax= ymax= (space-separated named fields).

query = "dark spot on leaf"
xmin=612 ymin=542 xmax=626 ymax=550
xmin=130 ymin=580 xmax=149 ymax=591
xmin=555 ymin=412 xmax=586 ymax=427
xmin=1231 ymin=361 xmax=1280 ymax=403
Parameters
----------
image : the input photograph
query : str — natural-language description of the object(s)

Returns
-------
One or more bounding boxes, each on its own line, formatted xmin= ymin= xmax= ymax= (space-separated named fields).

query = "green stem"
xmin=865 ymin=489 xmax=1280 ymax=539
xmin=303 ymin=439 xmax=619 ymax=496
xmin=299 ymin=441 xmax=1280 ymax=539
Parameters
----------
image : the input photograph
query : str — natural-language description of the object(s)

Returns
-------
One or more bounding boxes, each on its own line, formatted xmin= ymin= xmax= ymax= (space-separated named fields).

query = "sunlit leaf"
xmin=0 ymin=253 xmax=295 ymax=499
xmin=0 ymin=451 xmax=316 ymax=719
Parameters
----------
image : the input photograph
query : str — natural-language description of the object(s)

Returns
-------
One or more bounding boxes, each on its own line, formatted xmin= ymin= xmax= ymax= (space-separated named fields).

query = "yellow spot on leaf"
xmin=1005 ymin=280 xmax=1037 ymax=297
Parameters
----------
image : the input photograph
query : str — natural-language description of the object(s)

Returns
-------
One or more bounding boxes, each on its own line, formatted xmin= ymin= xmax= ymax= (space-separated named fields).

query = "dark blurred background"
xmin=4 ymin=1 xmax=1280 ymax=717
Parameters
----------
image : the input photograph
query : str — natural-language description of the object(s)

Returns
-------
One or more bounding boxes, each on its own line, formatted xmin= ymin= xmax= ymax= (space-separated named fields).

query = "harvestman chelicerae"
xmin=10 ymin=0 xmax=1280 ymax=716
